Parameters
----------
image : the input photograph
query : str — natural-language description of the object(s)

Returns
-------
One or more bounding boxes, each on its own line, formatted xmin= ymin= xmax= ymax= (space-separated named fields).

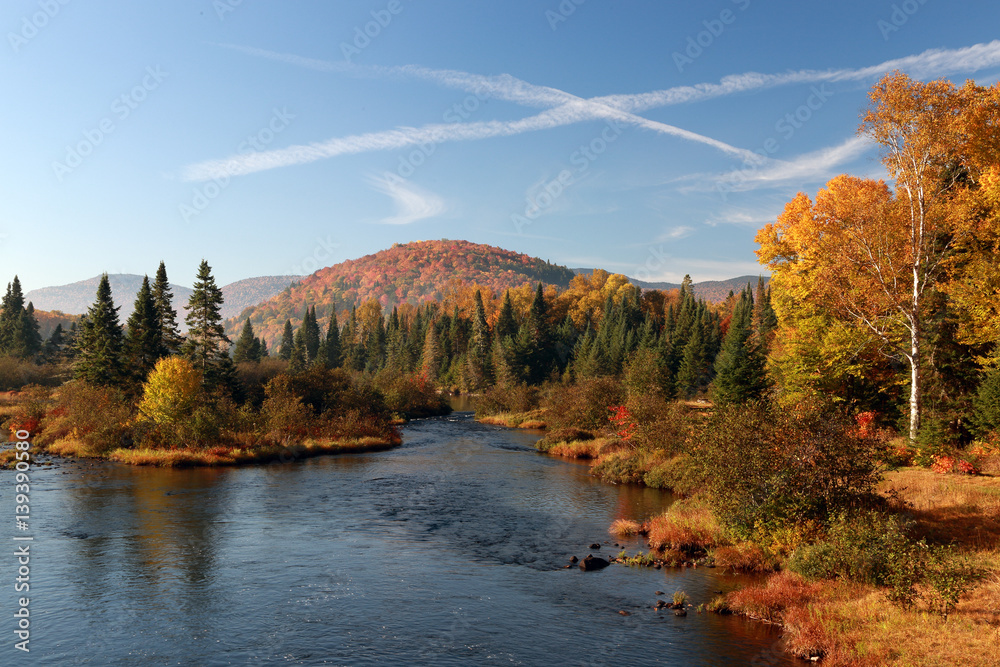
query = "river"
xmin=3 ymin=411 xmax=791 ymax=665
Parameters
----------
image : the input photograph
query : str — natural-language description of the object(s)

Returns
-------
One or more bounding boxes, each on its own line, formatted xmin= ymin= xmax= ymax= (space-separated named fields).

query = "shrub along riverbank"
xmin=475 ymin=379 xmax=1000 ymax=666
xmin=4 ymin=363 xmax=449 ymax=467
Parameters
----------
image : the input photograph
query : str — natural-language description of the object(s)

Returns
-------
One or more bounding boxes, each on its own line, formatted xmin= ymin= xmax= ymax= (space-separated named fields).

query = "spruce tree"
xmin=496 ymin=290 xmax=518 ymax=340
xmin=152 ymin=261 xmax=183 ymax=356
xmin=74 ymin=274 xmax=126 ymax=386
xmin=303 ymin=306 xmax=320 ymax=361
xmin=0 ymin=277 xmax=39 ymax=359
xmin=43 ymin=323 xmax=65 ymax=362
xmin=525 ymin=283 xmax=554 ymax=384
xmin=325 ymin=310 xmax=341 ymax=368
xmin=21 ymin=302 xmax=43 ymax=359
xmin=279 ymin=320 xmax=294 ymax=361
xmin=421 ymin=323 xmax=442 ymax=380
xmin=289 ymin=327 xmax=307 ymax=373
xmin=125 ymin=276 xmax=162 ymax=382
xmin=232 ymin=319 xmax=258 ymax=363
xmin=465 ymin=289 xmax=492 ymax=389
xmin=713 ymin=287 xmax=770 ymax=405
xmin=183 ymin=260 xmax=233 ymax=389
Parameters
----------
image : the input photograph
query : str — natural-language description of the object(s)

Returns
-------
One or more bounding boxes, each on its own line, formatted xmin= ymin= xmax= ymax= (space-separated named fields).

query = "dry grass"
xmin=43 ymin=435 xmax=400 ymax=467
xmin=476 ymin=409 xmax=548 ymax=429
xmin=44 ymin=438 xmax=97 ymax=457
xmin=720 ymin=468 xmax=1000 ymax=665
xmin=609 ymin=518 xmax=642 ymax=538
xmin=646 ymin=499 xmax=728 ymax=552
xmin=711 ymin=542 xmax=777 ymax=573
xmin=548 ymin=437 xmax=613 ymax=459
xmin=881 ymin=467 xmax=1000 ymax=550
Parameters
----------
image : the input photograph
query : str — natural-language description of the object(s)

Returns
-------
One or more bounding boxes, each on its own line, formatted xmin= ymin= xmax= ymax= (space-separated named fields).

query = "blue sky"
xmin=4 ymin=0 xmax=1000 ymax=293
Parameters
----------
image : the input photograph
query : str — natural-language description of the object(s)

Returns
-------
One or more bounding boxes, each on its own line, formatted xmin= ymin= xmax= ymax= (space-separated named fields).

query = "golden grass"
xmin=711 ymin=542 xmax=777 ymax=573
xmin=476 ymin=409 xmax=548 ymax=429
xmin=548 ymin=437 xmax=614 ymax=459
xmin=609 ymin=518 xmax=642 ymax=538
xmin=43 ymin=435 xmax=400 ymax=467
xmin=719 ymin=468 xmax=1000 ymax=665
xmin=646 ymin=498 xmax=728 ymax=552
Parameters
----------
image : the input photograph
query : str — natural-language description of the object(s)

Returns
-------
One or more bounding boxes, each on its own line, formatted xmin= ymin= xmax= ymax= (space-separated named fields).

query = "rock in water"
xmin=589 ymin=543 xmax=601 ymax=549
xmin=579 ymin=554 xmax=610 ymax=571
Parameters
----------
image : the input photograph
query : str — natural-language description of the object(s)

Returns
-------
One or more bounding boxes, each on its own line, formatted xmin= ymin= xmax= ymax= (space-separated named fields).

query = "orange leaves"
xmin=608 ymin=405 xmax=637 ymax=442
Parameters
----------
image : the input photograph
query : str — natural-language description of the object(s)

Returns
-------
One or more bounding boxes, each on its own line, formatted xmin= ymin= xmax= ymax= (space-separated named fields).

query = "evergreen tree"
xmin=183 ymin=260 xmax=233 ymax=389
xmin=152 ymin=261 xmax=183 ymax=356
xmin=421 ymin=323 xmax=442 ymax=380
xmin=713 ymin=287 xmax=770 ymax=405
xmin=751 ymin=277 xmax=777 ymax=346
xmin=495 ymin=290 xmax=518 ymax=340
xmin=125 ymin=276 xmax=162 ymax=382
xmin=525 ymin=283 xmax=554 ymax=384
xmin=325 ymin=310 xmax=341 ymax=368
xmin=232 ymin=319 xmax=258 ymax=363
xmin=303 ymin=306 xmax=321 ymax=361
xmin=43 ymin=323 xmax=66 ymax=362
xmin=0 ymin=277 xmax=39 ymax=359
xmin=257 ymin=337 xmax=269 ymax=358
xmin=973 ymin=365 xmax=1000 ymax=437
xmin=676 ymin=319 xmax=708 ymax=398
xmin=465 ymin=289 xmax=492 ymax=389
xmin=74 ymin=274 xmax=126 ymax=386
xmin=288 ymin=326 xmax=306 ymax=373
xmin=278 ymin=320 xmax=294 ymax=361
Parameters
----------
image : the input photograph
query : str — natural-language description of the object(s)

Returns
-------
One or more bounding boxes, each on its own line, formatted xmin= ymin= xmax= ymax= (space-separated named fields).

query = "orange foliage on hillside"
xmin=227 ymin=240 xmax=576 ymax=346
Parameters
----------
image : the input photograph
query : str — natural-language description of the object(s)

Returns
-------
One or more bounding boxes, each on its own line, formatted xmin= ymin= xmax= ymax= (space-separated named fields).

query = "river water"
xmin=3 ymin=411 xmax=791 ymax=665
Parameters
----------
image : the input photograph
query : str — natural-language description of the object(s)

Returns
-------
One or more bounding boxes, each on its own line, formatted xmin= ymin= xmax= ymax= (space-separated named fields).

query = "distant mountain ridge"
xmin=571 ymin=269 xmax=769 ymax=303
xmin=25 ymin=274 xmax=300 ymax=324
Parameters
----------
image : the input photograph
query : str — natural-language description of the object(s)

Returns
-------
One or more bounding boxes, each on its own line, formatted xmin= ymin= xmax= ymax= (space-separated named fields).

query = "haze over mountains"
xmin=25 ymin=274 xmax=300 ymax=323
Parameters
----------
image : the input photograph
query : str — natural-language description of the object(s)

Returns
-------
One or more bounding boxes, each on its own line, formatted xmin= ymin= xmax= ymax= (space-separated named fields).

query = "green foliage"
xmin=183 ymin=260 xmax=233 ymax=390
xmin=152 ymin=261 xmax=183 ymax=356
xmin=38 ymin=380 xmax=133 ymax=454
xmin=73 ymin=275 xmax=126 ymax=387
xmin=697 ymin=401 xmax=886 ymax=540
xmin=475 ymin=383 xmax=539 ymax=416
xmin=712 ymin=285 xmax=771 ymax=405
xmin=542 ymin=377 xmax=625 ymax=430
xmin=972 ymin=364 xmax=1000 ymax=437
xmin=125 ymin=276 xmax=162 ymax=383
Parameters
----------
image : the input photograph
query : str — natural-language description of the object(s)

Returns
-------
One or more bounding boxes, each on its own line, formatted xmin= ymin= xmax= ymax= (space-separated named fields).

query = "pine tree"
xmin=183 ymin=260 xmax=233 ymax=389
xmin=465 ymin=289 xmax=492 ymax=389
xmin=74 ymin=274 xmax=126 ymax=386
xmin=751 ymin=277 xmax=777 ymax=346
xmin=43 ymin=323 xmax=65 ymax=362
xmin=0 ymin=277 xmax=39 ymax=359
xmin=288 ymin=326 xmax=306 ymax=373
xmin=257 ymin=337 xmax=269 ymax=358
xmin=152 ymin=261 xmax=183 ymax=356
xmin=713 ymin=287 xmax=770 ymax=405
xmin=325 ymin=310 xmax=341 ymax=368
xmin=421 ymin=323 xmax=442 ymax=380
xmin=496 ymin=290 xmax=518 ymax=340
xmin=525 ymin=283 xmax=554 ymax=384
xmin=676 ymin=320 xmax=707 ymax=398
xmin=232 ymin=319 xmax=258 ymax=363
xmin=125 ymin=276 xmax=162 ymax=382
xmin=303 ymin=306 xmax=320 ymax=361
xmin=278 ymin=320 xmax=294 ymax=361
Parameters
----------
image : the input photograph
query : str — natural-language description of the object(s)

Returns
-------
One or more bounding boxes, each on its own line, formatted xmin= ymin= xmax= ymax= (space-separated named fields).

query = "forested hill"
xmin=228 ymin=240 xmax=576 ymax=345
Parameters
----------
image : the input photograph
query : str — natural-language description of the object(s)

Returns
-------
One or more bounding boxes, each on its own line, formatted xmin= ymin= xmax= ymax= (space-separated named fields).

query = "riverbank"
xmin=39 ymin=433 xmax=402 ymax=467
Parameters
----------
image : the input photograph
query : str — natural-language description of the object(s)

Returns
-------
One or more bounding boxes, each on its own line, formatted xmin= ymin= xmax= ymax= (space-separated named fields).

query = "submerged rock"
xmin=589 ymin=543 xmax=601 ymax=549
xmin=579 ymin=554 xmax=610 ymax=571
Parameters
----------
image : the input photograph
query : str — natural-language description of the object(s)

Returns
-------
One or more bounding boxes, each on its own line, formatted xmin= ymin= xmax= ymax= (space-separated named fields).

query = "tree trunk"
xmin=909 ymin=328 xmax=920 ymax=442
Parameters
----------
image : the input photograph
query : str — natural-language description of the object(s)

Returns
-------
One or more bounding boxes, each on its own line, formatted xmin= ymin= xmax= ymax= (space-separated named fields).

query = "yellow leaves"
xmin=138 ymin=356 xmax=202 ymax=427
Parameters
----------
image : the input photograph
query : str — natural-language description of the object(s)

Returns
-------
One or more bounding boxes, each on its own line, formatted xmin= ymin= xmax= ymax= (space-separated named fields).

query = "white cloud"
xmin=367 ymin=175 xmax=446 ymax=225
xmin=713 ymin=135 xmax=875 ymax=192
xmin=656 ymin=225 xmax=694 ymax=241
xmin=180 ymin=41 xmax=1000 ymax=182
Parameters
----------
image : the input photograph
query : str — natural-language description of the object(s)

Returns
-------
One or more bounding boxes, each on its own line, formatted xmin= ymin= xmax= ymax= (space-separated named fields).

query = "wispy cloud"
xmin=181 ymin=41 xmax=1000 ymax=183
xmin=367 ymin=175 xmax=446 ymax=225
xmin=708 ymin=135 xmax=875 ymax=192
xmin=656 ymin=225 xmax=694 ymax=241
xmin=704 ymin=208 xmax=781 ymax=227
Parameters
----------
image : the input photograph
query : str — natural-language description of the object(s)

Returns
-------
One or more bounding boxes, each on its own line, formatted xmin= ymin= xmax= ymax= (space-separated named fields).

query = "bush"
xmin=0 ymin=357 xmax=65 ymax=391
xmin=697 ymin=401 xmax=886 ymax=540
xmin=591 ymin=447 xmax=647 ymax=484
xmin=542 ymin=377 xmax=626 ymax=430
xmin=646 ymin=499 xmax=727 ymax=553
xmin=373 ymin=371 xmax=451 ymax=418
xmin=972 ymin=366 xmax=1000 ymax=438
xmin=642 ymin=454 xmax=704 ymax=494
xmin=37 ymin=381 xmax=134 ymax=455
xmin=474 ymin=383 xmax=539 ymax=416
